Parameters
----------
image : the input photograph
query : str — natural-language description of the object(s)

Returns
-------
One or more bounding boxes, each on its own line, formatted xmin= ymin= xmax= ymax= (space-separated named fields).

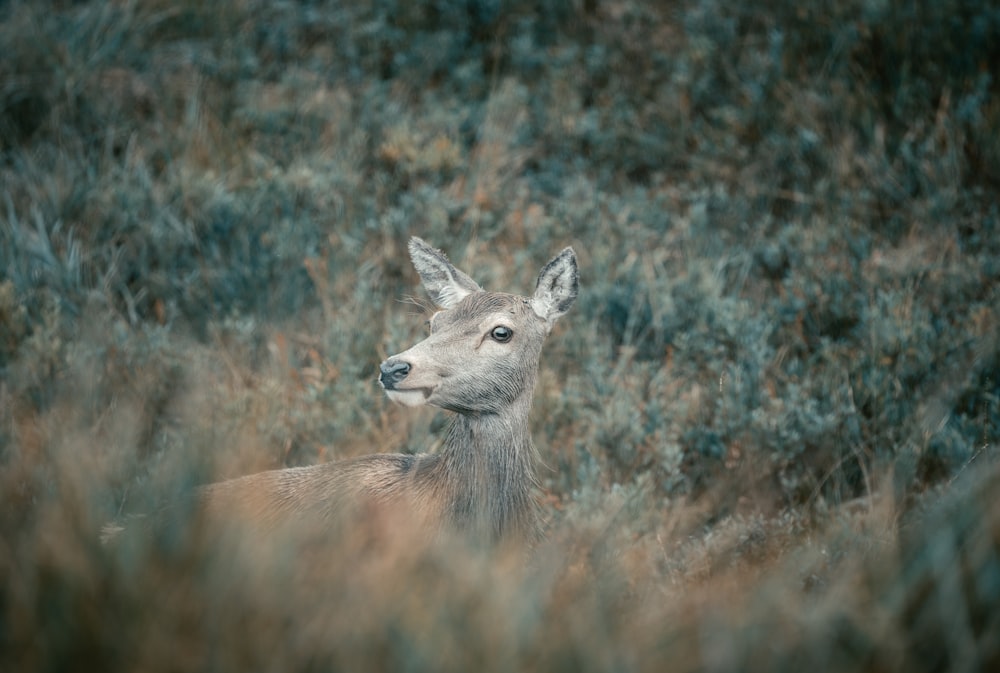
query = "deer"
xmin=147 ymin=237 xmax=579 ymax=547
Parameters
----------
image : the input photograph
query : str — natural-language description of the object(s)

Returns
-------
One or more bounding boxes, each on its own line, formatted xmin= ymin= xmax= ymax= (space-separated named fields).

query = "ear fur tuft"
xmin=530 ymin=247 xmax=578 ymax=326
xmin=408 ymin=237 xmax=482 ymax=309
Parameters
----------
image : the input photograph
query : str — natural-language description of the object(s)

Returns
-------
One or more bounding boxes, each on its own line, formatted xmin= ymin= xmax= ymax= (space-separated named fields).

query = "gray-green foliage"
xmin=2 ymin=0 xmax=997 ymax=500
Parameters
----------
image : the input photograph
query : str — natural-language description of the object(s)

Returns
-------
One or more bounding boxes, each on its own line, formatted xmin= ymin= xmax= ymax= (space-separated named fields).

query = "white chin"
xmin=386 ymin=389 xmax=428 ymax=407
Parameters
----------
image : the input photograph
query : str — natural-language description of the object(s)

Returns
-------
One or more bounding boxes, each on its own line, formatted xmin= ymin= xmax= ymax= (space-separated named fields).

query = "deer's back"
xmin=198 ymin=452 xmax=444 ymax=532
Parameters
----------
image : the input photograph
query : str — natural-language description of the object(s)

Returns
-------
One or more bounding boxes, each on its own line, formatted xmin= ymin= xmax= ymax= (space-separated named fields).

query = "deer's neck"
xmin=434 ymin=395 xmax=539 ymax=542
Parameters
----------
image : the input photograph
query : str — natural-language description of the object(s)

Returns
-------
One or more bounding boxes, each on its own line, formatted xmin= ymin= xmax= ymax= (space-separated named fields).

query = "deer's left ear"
xmin=530 ymin=247 xmax=578 ymax=328
xmin=409 ymin=237 xmax=483 ymax=309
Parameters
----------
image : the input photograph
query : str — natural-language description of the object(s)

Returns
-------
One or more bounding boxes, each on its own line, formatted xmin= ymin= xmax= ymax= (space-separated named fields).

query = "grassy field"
xmin=2 ymin=0 xmax=999 ymax=671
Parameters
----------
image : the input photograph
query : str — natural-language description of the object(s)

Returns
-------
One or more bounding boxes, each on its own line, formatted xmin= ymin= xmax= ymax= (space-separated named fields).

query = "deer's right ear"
xmin=408 ymin=237 xmax=482 ymax=309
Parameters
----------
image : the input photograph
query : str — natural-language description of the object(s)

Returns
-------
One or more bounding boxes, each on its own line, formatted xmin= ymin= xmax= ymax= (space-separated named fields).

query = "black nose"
xmin=379 ymin=360 xmax=411 ymax=388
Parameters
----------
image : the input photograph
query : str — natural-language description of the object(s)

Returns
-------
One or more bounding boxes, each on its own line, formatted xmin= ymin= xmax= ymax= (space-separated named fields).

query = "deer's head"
xmin=379 ymin=237 xmax=578 ymax=415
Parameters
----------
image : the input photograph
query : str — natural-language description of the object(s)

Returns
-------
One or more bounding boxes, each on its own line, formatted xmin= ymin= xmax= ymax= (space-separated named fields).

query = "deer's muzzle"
xmin=379 ymin=359 xmax=411 ymax=389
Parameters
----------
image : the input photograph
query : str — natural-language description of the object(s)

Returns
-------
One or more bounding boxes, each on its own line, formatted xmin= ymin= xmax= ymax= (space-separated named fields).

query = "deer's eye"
xmin=490 ymin=325 xmax=513 ymax=343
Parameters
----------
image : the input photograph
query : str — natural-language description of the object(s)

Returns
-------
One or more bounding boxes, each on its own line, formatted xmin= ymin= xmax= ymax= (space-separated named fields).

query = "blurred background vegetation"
xmin=1 ymin=1 xmax=998 ymax=671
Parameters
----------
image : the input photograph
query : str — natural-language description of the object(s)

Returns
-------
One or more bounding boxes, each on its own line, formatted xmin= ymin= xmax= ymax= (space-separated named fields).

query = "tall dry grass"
xmin=3 ymin=365 xmax=998 ymax=672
